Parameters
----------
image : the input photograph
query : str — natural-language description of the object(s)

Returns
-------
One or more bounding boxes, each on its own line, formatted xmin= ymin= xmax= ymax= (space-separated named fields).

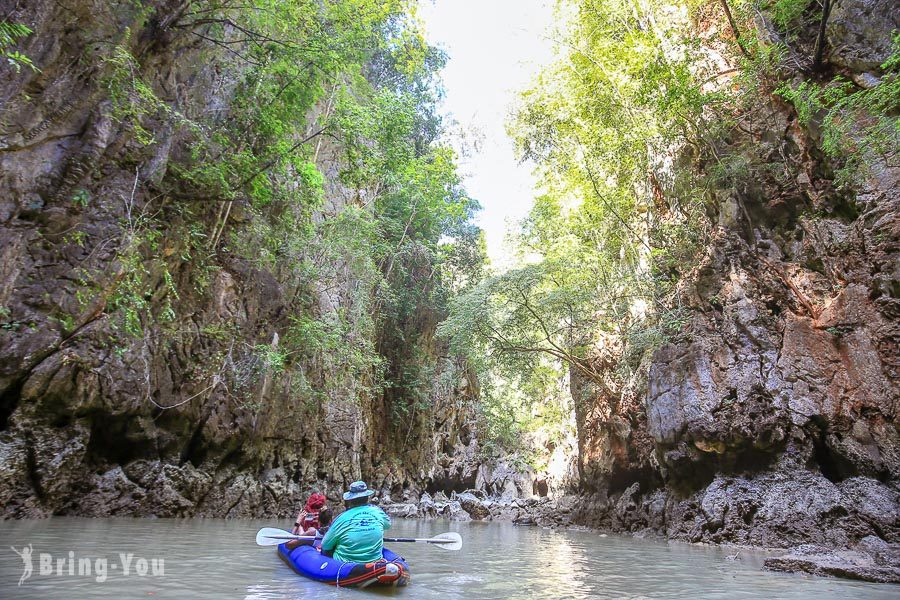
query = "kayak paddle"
xmin=255 ymin=527 xmax=463 ymax=551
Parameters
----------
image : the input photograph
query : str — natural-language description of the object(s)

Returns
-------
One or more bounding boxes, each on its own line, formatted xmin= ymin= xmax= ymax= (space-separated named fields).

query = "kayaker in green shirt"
xmin=320 ymin=481 xmax=391 ymax=563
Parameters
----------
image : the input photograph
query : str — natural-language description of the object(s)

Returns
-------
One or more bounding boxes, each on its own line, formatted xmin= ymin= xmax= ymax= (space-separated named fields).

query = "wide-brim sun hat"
xmin=343 ymin=480 xmax=375 ymax=501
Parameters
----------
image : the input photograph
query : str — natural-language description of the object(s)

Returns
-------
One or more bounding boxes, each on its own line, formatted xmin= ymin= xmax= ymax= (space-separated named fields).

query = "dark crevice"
xmin=23 ymin=433 xmax=46 ymax=500
xmin=666 ymin=459 xmax=718 ymax=497
xmin=179 ymin=415 xmax=210 ymax=467
xmin=664 ymin=438 xmax=785 ymax=497
xmin=608 ymin=465 xmax=662 ymax=496
xmin=808 ymin=415 xmax=858 ymax=483
xmin=0 ymin=377 xmax=25 ymax=431
xmin=426 ymin=473 xmax=476 ymax=495
xmin=214 ymin=441 xmax=244 ymax=473
xmin=85 ymin=414 xmax=149 ymax=468
xmin=742 ymin=504 xmax=758 ymax=525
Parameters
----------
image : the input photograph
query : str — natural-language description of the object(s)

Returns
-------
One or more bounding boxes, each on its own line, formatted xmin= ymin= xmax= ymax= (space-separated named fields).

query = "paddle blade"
xmin=255 ymin=527 xmax=314 ymax=546
xmin=430 ymin=532 xmax=462 ymax=551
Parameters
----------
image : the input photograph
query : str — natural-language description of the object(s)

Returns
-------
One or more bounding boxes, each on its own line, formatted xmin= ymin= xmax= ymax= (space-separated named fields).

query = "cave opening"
xmin=85 ymin=414 xmax=151 ymax=468
xmin=808 ymin=416 xmax=858 ymax=483
xmin=811 ymin=433 xmax=856 ymax=483
xmin=607 ymin=465 xmax=663 ymax=496
xmin=426 ymin=474 xmax=477 ymax=495
xmin=0 ymin=378 xmax=24 ymax=431
xmin=179 ymin=421 xmax=209 ymax=468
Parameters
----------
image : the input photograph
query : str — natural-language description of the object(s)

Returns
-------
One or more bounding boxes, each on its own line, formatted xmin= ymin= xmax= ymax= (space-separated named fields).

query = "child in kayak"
xmin=320 ymin=481 xmax=391 ymax=563
xmin=315 ymin=508 xmax=333 ymax=536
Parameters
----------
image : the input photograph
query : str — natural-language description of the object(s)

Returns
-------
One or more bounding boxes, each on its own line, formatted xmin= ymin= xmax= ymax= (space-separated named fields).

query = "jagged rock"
xmin=666 ymin=465 xmax=883 ymax=548
xmin=612 ymin=483 xmax=642 ymax=531
xmin=418 ymin=492 xmax=437 ymax=517
xmin=384 ymin=503 xmax=420 ymax=518
xmin=765 ymin=541 xmax=900 ymax=584
xmin=456 ymin=491 xmax=490 ymax=520
xmin=446 ymin=500 xmax=471 ymax=521
xmin=827 ymin=0 xmax=900 ymax=71
xmin=475 ymin=461 xmax=534 ymax=500
xmin=76 ymin=467 xmax=147 ymax=517
xmin=837 ymin=478 xmax=900 ymax=542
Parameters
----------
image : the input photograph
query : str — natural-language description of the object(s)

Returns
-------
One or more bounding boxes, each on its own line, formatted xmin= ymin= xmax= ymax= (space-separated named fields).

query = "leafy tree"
xmin=442 ymin=0 xmax=717 ymax=446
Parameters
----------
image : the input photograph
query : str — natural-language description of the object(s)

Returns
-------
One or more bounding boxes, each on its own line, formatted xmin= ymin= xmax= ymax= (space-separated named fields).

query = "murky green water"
xmin=0 ymin=517 xmax=896 ymax=598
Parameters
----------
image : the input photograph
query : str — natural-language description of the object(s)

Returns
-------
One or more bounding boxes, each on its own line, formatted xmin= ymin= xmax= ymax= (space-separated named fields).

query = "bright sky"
xmin=417 ymin=0 xmax=556 ymax=267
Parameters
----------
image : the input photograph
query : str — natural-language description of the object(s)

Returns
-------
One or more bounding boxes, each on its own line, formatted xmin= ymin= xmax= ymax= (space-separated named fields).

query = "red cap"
xmin=305 ymin=493 xmax=327 ymax=511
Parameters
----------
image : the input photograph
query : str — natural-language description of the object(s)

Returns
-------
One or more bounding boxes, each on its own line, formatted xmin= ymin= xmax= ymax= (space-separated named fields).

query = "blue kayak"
xmin=277 ymin=542 xmax=410 ymax=588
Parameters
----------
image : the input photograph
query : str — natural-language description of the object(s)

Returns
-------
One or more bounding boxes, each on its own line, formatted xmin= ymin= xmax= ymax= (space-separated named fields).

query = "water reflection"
xmin=0 ymin=517 xmax=896 ymax=599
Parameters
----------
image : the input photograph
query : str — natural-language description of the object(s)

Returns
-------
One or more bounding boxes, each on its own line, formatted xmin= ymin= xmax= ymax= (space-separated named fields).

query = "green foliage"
xmin=443 ymin=0 xmax=714 ymax=446
xmin=0 ymin=21 xmax=36 ymax=72
xmin=765 ymin=0 xmax=813 ymax=33
xmin=776 ymin=34 xmax=900 ymax=185
xmin=255 ymin=343 xmax=288 ymax=373
xmin=107 ymin=225 xmax=179 ymax=338
xmin=47 ymin=1 xmax=481 ymax=427
xmin=71 ymin=189 xmax=90 ymax=207
xmin=159 ymin=0 xmax=483 ymax=420
xmin=100 ymin=32 xmax=178 ymax=146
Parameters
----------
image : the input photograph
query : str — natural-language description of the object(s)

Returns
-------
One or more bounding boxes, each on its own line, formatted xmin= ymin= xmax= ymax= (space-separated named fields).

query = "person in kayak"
xmin=286 ymin=506 xmax=333 ymax=550
xmin=316 ymin=507 xmax=333 ymax=535
xmin=320 ymin=481 xmax=391 ymax=563
xmin=291 ymin=492 xmax=328 ymax=535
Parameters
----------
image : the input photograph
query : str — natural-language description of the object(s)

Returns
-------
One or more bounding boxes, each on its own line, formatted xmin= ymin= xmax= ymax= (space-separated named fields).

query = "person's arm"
xmin=291 ymin=510 xmax=307 ymax=535
xmin=378 ymin=507 xmax=391 ymax=531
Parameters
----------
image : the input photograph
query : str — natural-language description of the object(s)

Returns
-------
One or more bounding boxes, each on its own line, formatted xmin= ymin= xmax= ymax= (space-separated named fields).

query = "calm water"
xmin=0 ymin=518 xmax=896 ymax=599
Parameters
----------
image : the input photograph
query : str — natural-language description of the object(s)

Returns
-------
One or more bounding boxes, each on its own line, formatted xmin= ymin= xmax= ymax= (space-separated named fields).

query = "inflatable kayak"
xmin=277 ymin=542 xmax=410 ymax=588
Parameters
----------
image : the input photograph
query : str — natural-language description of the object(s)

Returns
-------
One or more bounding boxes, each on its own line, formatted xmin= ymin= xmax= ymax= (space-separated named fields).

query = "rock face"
xmin=764 ymin=537 xmax=900 ymax=584
xmin=827 ymin=0 xmax=900 ymax=72
xmin=540 ymin=5 xmax=900 ymax=584
xmin=0 ymin=0 xmax=477 ymax=518
xmin=1 ymin=0 xmax=898 ymax=585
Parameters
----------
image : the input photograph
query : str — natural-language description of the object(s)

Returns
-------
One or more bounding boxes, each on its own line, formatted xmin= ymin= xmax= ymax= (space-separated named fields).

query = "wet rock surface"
xmin=765 ymin=538 xmax=900 ymax=584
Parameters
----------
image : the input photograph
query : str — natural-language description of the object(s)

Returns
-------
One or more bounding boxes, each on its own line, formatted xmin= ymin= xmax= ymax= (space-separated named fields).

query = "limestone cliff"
xmin=390 ymin=1 xmax=899 ymax=582
xmin=1 ymin=0 xmax=898 ymax=584
xmin=539 ymin=0 xmax=900 ymax=580
xmin=0 ymin=0 xmax=477 ymax=518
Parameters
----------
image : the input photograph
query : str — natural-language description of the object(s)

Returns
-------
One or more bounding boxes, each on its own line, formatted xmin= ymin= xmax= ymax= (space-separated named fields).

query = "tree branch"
xmin=812 ymin=0 xmax=833 ymax=72
xmin=719 ymin=0 xmax=751 ymax=58
xmin=581 ymin=159 xmax=654 ymax=253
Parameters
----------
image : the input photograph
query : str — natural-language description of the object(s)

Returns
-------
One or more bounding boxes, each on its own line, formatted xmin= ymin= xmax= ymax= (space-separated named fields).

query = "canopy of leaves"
xmin=441 ymin=0 xmax=719 ymax=447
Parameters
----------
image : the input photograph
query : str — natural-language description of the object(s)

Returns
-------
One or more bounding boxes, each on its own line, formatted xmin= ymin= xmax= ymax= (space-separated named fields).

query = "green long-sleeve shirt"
xmin=320 ymin=504 xmax=391 ymax=563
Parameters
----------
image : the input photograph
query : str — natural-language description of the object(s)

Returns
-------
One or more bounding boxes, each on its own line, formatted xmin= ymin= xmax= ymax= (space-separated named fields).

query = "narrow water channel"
xmin=0 ymin=518 xmax=896 ymax=599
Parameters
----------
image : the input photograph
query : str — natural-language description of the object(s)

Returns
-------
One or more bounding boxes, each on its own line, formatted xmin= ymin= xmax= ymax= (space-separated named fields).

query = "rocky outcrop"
xmin=538 ymin=3 xmax=900 ymax=583
xmin=0 ymin=0 xmax=477 ymax=518
xmin=765 ymin=537 xmax=900 ymax=584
